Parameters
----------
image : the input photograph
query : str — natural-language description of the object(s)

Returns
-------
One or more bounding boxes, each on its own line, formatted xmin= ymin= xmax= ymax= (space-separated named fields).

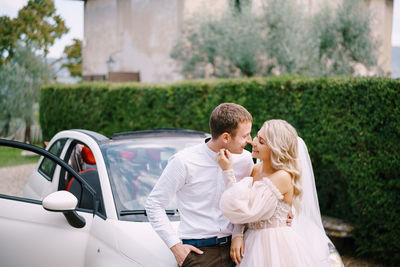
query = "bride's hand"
xmin=230 ymin=236 xmax=244 ymax=265
xmin=216 ymin=149 xmax=233 ymax=170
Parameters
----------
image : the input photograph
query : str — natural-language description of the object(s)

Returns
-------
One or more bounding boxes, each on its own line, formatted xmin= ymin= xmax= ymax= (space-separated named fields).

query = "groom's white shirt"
xmin=145 ymin=141 xmax=253 ymax=248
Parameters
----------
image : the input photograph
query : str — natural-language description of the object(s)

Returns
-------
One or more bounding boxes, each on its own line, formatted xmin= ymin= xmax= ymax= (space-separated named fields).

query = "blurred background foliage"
xmin=62 ymin=38 xmax=82 ymax=78
xmin=0 ymin=0 xmax=382 ymax=143
xmin=0 ymin=44 xmax=52 ymax=142
xmin=171 ymin=0 xmax=379 ymax=78
xmin=0 ymin=0 xmax=68 ymax=63
xmin=0 ymin=0 xmax=68 ymax=142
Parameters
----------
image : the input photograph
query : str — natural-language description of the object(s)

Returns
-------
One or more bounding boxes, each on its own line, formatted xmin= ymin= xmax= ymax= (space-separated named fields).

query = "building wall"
xmin=83 ymin=0 xmax=184 ymax=82
xmin=368 ymin=0 xmax=393 ymax=75
xmin=82 ymin=0 xmax=394 ymax=81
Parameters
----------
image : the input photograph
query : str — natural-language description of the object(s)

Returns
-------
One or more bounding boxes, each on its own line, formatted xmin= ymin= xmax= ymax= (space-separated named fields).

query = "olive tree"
xmin=311 ymin=0 xmax=379 ymax=76
xmin=171 ymin=4 xmax=263 ymax=78
xmin=171 ymin=0 xmax=379 ymax=78
xmin=0 ymin=44 xmax=51 ymax=141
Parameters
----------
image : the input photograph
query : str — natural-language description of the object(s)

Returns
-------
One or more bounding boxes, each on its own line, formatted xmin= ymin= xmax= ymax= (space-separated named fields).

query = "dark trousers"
xmin=181 ymin=242 xmax=235 ymax=267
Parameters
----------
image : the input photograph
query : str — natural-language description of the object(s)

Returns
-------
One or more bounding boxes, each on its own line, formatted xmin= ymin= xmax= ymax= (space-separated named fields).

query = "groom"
xmin=146 ymin=103 xmax=254 ymax=266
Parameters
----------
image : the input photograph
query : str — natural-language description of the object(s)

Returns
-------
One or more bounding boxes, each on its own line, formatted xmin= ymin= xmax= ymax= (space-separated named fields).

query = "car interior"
xmin=60 ymin=141 xmax=105 ymax=216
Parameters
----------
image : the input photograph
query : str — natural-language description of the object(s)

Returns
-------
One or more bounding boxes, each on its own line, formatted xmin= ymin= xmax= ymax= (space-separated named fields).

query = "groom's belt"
xmin=182 ymin=235 xmax=232 ymax=247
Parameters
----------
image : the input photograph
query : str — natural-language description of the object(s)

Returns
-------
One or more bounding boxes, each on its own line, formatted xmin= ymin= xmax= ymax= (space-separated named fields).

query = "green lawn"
xmin=0 ymin=146 xmax=41 ymax=167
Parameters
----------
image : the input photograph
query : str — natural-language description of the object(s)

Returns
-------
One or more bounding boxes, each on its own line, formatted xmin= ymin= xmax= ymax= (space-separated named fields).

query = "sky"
xmin=0 ymin=0 xmax=400 ymax=58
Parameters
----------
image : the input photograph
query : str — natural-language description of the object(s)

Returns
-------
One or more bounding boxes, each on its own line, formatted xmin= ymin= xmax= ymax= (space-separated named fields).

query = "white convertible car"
xmin=0 ymin=128 xmax=343 ymax=267
xmin=0 ymin=129 xmax=208 ymax=267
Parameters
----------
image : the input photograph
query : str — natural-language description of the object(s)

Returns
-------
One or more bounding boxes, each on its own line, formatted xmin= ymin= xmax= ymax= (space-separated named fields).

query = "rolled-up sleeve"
xmin=145 ymin=155 xmax=186 ymax=248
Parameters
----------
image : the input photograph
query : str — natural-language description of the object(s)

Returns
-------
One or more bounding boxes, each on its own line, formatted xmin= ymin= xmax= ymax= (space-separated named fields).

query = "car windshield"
xmin=101 ymin=136 xmax=205 ymax=221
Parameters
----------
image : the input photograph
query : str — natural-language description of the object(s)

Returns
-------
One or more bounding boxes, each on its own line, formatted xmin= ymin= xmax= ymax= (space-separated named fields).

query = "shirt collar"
xmin=203 ymin=138 xmax=218 ymax=161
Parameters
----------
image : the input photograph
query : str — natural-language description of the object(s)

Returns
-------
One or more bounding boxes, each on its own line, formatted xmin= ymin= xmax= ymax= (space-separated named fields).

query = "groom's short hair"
xmin=209 ymin=103 xmax=252 ymax=139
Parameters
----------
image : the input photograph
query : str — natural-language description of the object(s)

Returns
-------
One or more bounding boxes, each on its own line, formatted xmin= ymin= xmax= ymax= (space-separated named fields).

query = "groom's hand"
xmin=170 ymin=242 xmax=203 ymax=266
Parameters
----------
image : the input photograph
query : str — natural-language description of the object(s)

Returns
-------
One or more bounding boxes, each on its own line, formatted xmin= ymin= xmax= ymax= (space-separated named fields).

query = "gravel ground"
xmin=0 ymin=163 xmax=37 ymax=197
xmin=342 ymin=256 xmax=385 ymax=267
xmin=0 ymin=164 xmax=386 ymax=266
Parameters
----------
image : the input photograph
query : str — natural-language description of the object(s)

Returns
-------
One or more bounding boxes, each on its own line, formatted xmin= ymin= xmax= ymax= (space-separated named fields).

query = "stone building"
xmin=81 ymin=0 xmax=394 ymax=82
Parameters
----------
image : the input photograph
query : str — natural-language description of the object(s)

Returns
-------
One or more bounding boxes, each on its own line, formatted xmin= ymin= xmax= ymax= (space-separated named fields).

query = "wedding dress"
xmin=220 ymin=137 xmax=340 ymax=267
xmin=220 ymin=173 xmax=320 ymax=267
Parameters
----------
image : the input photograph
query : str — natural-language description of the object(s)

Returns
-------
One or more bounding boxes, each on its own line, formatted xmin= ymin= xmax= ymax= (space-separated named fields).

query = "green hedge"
xmin=40 ymin=76 xmax=400 ymax=264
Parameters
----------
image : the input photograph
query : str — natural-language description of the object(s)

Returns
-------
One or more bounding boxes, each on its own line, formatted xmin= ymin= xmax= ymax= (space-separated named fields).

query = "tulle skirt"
xmin=239 ymin=226 xmax=320 ymax=267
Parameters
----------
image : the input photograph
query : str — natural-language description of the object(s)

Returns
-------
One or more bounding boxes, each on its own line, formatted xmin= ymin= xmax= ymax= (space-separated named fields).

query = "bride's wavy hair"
xmin=262 ymin=119 xmax=302 ymax=212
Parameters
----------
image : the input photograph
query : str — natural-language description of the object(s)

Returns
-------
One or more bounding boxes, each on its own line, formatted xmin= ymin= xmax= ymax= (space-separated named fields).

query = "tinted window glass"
xmin=39 ymin=139 xmax=67 ymax=180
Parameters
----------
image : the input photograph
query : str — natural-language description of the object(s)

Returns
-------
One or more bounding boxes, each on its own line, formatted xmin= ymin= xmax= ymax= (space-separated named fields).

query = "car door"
xmin=0 ymin=140 xmax=95 ymax=267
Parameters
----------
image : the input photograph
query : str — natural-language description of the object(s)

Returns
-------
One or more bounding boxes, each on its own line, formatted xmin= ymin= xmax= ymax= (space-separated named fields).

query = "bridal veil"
xmin=293 ymin=137 xmax=344 ymax=267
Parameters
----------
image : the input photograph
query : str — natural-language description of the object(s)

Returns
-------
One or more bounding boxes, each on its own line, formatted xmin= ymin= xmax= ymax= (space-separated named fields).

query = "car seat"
xmin=81 ymin=146 xmax=96 ymax=165
xmin=66 ymin=146 xmax=102 ymax=213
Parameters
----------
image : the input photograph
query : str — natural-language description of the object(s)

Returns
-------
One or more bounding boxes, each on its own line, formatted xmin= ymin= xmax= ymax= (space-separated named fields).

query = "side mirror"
xmin=43 ymin=190 xmax=78 ymax=211
xmin=43 ymin=191 xmax=86 ymax=228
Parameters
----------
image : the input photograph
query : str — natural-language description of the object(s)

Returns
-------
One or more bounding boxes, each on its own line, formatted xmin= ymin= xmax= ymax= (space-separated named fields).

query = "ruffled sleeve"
xmin=220 ymin=172 xmax=283 ymax=224
xmin=232 ymin=223 xmax=245 ymax=238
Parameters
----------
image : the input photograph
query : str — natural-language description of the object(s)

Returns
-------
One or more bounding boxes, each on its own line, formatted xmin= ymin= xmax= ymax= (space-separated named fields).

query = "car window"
xmin=38 ymin=139 xmax=67 ymax=181
xmin=101 ymin=136 xmax=204 ymax=221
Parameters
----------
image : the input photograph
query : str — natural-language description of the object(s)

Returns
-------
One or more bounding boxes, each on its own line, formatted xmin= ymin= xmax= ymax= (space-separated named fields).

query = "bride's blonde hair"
xmin=262 ymin=119 xmax=302 ymax=213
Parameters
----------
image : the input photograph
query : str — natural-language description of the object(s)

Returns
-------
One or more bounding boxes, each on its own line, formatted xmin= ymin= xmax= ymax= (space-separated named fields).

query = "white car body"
xmin=0 ymin=129 xmax=207 ymax=267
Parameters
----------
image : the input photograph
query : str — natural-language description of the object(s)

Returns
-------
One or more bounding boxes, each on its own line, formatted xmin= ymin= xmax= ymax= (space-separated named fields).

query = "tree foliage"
xmin=0 ymin=16 xmax=17 ymax=63
xmin=171 ymin=0 xmax=379 ymax=78
xmin=0 ymin=45 xmax=52 ymax=141
xmin=62 ymin=38 xmax=82 ymax=77
xmin=312 ymin=0 xmax=379 ymax=75
xmin=0 ymin=0 xmax=68 ymax=141
xmin=171 ymin=4 xmax=263 ymax=78
xmin=261 ymin=0 xmax=320 ymax=75
xmin=0 ymin=0 xmax=68 ymax=63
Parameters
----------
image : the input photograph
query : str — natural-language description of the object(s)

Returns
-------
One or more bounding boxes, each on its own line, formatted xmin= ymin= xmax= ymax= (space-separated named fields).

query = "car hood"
xmin=113 ymin=220 xmax=178 ymax=266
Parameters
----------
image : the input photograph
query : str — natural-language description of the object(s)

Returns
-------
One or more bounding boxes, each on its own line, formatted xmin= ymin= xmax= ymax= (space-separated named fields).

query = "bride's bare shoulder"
xmin=269 ymin=170 xmax=292 ymax=194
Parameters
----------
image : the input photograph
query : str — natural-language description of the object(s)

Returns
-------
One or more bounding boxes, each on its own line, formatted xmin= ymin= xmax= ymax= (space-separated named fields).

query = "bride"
xmin=216 ymin=119 xmax=343 ymax=266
